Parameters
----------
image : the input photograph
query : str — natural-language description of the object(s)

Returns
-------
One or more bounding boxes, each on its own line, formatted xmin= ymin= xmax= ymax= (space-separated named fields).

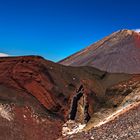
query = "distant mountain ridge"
xmin=59 ymin=29 xmax=140 ymax=74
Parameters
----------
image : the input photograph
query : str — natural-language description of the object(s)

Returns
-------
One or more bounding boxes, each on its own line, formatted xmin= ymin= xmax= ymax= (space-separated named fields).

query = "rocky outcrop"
xmin=69 ymin=85 xmax=90 ymax=123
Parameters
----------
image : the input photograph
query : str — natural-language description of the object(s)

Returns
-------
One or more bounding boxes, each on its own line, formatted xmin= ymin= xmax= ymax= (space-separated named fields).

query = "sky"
xmin=0 ymin=0 xmax=140 ymax=62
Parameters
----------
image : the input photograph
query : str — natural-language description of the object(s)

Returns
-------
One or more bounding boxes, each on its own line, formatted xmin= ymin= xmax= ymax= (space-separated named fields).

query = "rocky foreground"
xmin=61 ymin=102 xmax=140 ymax=140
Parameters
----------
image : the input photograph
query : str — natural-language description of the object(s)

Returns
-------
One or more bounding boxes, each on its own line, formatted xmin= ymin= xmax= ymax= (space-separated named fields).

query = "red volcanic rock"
xmin=0 ymin=56 xmax=59 ymax=112
xmin=59 ymin=29 xmax=140 ymax=74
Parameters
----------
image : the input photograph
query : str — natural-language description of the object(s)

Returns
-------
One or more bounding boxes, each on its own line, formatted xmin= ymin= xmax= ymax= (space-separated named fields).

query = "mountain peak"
xmin=115 ymin=29 xmax=140 ymax=37
xmin=59 ymin=29 xmax=140 ymax=74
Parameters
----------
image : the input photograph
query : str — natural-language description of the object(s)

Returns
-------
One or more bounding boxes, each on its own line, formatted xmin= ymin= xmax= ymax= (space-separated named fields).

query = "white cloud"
xmin=0 ymin=53 xmax=9 ymax=57
xmin=134 ymin=29 xmax=140 ymax=33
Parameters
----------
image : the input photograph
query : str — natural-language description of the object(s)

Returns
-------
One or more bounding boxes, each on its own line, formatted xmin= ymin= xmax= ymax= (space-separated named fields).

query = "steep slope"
xmin=59 ymin=29 xmax=140 ymax=74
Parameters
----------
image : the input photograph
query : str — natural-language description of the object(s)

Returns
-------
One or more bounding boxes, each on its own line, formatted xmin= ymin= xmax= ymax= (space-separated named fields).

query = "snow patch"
xmin=0 ymin=53 xmax=9 ymax=57
xmin=134 ymin=29 xmax=140 ymax=33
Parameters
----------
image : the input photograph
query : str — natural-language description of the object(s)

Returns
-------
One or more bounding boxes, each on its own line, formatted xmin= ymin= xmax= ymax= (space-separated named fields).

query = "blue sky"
xmin=0 ymin=0 xmax=140 ymax=62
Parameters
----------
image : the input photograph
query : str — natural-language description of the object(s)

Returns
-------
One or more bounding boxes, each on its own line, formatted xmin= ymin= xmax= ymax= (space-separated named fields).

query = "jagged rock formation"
xmin=69 ymin=85 xmax=90 ymax=123
xmin=59 ymin=29 xmax=140 ymax=74
xmin=69 ymin=85 xmax=84 ymax=120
